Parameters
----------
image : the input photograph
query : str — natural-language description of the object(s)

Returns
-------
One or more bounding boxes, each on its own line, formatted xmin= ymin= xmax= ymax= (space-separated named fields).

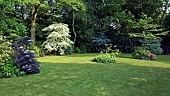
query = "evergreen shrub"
xmin=141 ymin=38 xmax=163 ymax=55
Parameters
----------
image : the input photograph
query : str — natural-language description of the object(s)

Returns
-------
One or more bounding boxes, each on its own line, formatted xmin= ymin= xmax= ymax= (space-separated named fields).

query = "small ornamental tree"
xmin=12 ymin=36 xmax=40 ymax=74
xmin=42 ymin=23 xmax=74 ymax=55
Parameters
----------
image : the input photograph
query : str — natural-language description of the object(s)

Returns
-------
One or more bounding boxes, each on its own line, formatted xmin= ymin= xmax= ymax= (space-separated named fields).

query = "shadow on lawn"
xmin=0 ymin=62 xmax=170 ymax=96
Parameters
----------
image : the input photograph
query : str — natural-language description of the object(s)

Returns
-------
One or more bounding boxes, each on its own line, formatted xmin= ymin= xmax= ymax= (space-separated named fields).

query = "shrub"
xmin=42 ymin=23 xmax=74 ymax=55
xmin=94 ymin=53 xmax=117 ymax=63
xmin=12 ymin=36 xmax=40 ymax=74
xmin=93 ymin=46 xmax=121 ymax=63
xmin=140 ymin=38 xmax=163 ymax=55
xmin=132 ymin=47 xmax=151 ymax=60
xmin=0 ymin=59 xmax=25 ymax=78
xmin=74 ymin=46 xmax=88 ymax=54
xmin=74 ymin=47 xmax=81 ymax=53
xmin=33 ymin=45 xmax=45 ymax=58
xmin=0 ymin=35 xmax=26 ymax=78
xmin=65 ymin=46 xmax=73 ymax=55
xmin=0 ymin=36 xmax=13 ymax=65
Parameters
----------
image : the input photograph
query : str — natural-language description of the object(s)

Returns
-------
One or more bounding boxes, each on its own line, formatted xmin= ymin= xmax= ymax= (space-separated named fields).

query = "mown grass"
xmin=0 ymin=54 xmax=170 ymax=96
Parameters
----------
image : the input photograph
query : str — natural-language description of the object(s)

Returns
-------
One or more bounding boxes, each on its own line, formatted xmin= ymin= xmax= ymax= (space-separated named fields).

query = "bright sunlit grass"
xmin=0 ymin=53 xmax=170 ymax=96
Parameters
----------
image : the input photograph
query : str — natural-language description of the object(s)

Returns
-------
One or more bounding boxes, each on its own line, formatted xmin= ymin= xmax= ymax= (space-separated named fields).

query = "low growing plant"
xmin=0 ymin=59 xmax=25 ymax=78
xmin=132 ymin=47 xmax=151 ymax=60
xmin=93 ymin=46 xmax=121 ymax=63
xmin=33 ymin=45 xmax=45 ymax=58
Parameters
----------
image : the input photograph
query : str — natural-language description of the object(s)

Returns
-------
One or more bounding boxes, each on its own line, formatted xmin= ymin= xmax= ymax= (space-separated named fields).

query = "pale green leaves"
xmin=128 ymin=14 xmax=168 ymax=39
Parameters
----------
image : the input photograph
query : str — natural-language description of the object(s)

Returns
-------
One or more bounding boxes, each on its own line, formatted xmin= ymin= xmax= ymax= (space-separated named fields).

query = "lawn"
xmin=0 ymin=54 xmax=170 ymax=96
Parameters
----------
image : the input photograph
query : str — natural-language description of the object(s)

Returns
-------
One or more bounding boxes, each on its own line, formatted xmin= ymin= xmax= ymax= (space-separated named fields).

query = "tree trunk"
xmin=159 ymin=2 xmax=168 ymax=25
xmin=159 ymin=11 xmax=166 ymax=25
xmin=72 ymin=11 xmax=76 ymax=45
xmin=31 ymin=5 xmax=39 ymax=42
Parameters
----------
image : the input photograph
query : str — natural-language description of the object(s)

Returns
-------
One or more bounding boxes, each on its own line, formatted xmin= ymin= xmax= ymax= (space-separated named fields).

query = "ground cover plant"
xmin=0 ymin=54 xmax=169 ymax=96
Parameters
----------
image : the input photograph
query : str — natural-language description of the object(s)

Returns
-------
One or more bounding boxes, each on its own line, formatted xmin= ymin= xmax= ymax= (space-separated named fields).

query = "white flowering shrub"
xmin=42 ymin=23 xmax=74 ymax=55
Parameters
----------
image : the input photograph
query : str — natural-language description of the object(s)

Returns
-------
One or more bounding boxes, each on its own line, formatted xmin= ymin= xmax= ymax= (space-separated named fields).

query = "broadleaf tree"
xmin=57 ymin=0 xmax=86 ymax=44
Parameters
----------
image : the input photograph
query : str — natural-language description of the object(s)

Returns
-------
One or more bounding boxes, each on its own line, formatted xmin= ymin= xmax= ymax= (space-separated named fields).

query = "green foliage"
xmin=0 ymin=0 xmax=27 ymax=38
xmin=57 ymin=0 xmax=86 ymax=12
xmin=0 ymin=17 xmax=27 ymax=37
xmin=74 ymin=47 xmax=81 ymax=53
xmin=132 ymin=47 xmax=150 ymax=60
xmin=94 ymin=46 xmax=121 ymax=63
xmin=0 ymin=59 xmax=25 ymax=78
xmin=128 ymin=14 xmax=168 ymax=39
xmin=65 ymin=46 xmax=73 ymax=55
xmin=74 ymin=45 xmax=88 ymax=54
xmin=42 ymin=23 xmax=74 ymax=55
xmin=0 ymin=36 xmax=13 ymax=65
xmin=33 ymin=45 xmax=45 ymax=58
xmin=92 ymin=32 xmax=111 ymax=51
xmin=0 ymin=35 xmax=26 ymax=78
xmin=94 ymin=53 xmax=117 ymax=64
xmin=141 ymin=38 xmax=163 ymax=55
xmin=123 ymin=0 xmax=162 ymax=21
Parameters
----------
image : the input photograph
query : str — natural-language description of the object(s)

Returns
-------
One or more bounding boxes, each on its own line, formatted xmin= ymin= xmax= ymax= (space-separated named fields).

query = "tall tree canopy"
xmin=0 ymin=0 xmax=169 ymax=53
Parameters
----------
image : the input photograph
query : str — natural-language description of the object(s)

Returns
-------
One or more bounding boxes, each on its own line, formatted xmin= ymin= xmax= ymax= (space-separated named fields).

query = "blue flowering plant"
xmin=12 ymin=36 xmax=40 ymax=74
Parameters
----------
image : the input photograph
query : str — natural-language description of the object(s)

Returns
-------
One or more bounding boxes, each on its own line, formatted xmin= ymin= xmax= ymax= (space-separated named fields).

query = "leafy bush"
xmin=141 ymin=38 xmax=163 ymax=55
xmin=12 ymin=36 xmax=40 ymax=74
xmin=65 ymin=46 xmax=73 ymax=55
xmin=94 ymin=53 xmax=117 ymax=63
xmin=0 ymin=59 xmax=25 ymax=78
xmin=0 ymin=36 xmax=13 ymax=65
xmin=42 ymin=23 xmax=74 ymax=55
xmin=93 ymin=46 xmax=121 ymax=63
xmin=132 ymin=47 xmax=150 ymax=60
xmin=33 ymin=45 xmax=45 ymax=58
xmin=74 ymin=47 xmax=81 ymax=53
xmin=74 ymin=46 xmax=88 ymax=54
xmin=0 ymin=35 xmax=26 ymax=78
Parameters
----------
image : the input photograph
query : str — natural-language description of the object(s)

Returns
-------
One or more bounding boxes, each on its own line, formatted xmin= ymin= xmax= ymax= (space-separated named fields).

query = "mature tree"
xmin=57 ymin=0 xmax=86 ymax=44
xmin=122 ymin=0 xmax=162 ymax=21
xmin=23 ymin=0 xmax=47 ymax=42
xmin=128 ymin=14 xmax=167 ymax=39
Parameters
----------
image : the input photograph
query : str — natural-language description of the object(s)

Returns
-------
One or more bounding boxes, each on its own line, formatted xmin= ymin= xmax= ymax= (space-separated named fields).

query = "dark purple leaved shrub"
xmin=12 ymin=36 xmax=40 ymax=74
